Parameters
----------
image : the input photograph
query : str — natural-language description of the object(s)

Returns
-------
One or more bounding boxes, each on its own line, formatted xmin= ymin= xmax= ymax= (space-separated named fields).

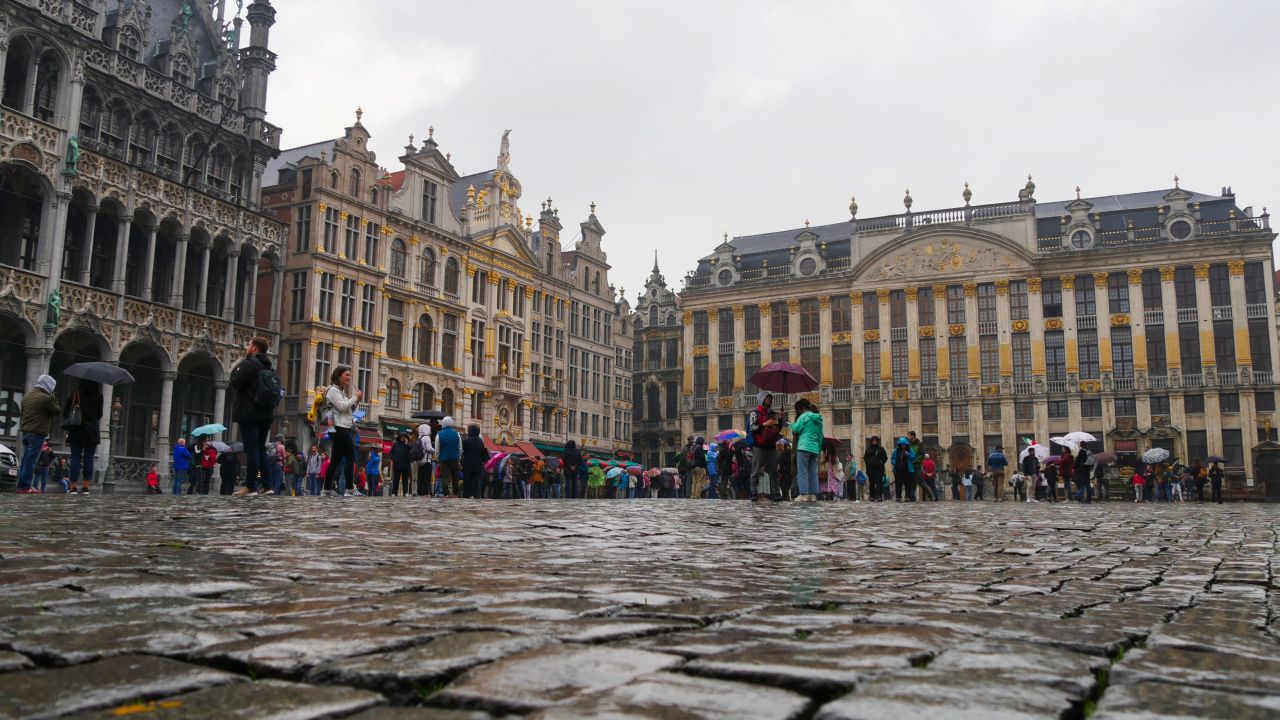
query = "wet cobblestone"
xmin=0 ymin=498 xmax=1276 ymax=718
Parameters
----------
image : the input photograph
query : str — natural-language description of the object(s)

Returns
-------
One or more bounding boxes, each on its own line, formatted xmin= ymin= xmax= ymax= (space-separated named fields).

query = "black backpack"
xmin=254 ymin=366 xmax=284 ymax=411
xmin=409 ymin=438 xmax=426 ymax=462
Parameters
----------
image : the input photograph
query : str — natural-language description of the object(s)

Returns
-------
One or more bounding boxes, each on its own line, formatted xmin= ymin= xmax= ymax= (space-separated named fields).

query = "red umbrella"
xmin=749 ymin=362 xmax=818 ymax=394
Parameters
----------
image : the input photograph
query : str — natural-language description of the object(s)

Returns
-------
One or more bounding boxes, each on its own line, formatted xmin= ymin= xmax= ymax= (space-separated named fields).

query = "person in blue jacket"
xmin=435 ymin=417 xmax=462 ymax=497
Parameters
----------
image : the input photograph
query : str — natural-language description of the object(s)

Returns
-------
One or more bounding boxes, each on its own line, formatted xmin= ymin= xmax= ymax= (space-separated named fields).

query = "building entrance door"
xmin=1257 ymin=453 xmax=1280 ymax=503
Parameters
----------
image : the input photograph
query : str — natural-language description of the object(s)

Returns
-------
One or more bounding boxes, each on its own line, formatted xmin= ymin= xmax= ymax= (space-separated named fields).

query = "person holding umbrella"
xmin=62 ymin=379 xmax=101 ymax=495
xmin=747 ymin=392 xmax=782 ymax=501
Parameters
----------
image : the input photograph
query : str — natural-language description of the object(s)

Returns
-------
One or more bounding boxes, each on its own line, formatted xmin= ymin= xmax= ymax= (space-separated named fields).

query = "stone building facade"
xmin=678 ymin=180 xmax=1280 ymax=499
xmin=631 ymin=257 xmax=683 ymax=468
xmin=265 ymin=124 xmax=633 ymax=457
xmin=0 ymin=0 xmax=283 ymax=486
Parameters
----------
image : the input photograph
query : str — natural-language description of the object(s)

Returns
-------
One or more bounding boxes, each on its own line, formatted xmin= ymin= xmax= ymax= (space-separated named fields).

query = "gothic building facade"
xmin=0 ymin=0 xmax=283 ymax=486
xmin=631 ymin=257 xmax=683 ymax=468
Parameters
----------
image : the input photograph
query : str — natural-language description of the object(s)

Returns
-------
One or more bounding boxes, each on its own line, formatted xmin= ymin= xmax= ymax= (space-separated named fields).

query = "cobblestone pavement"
xmin=0 ymin=498 xmax=1277 ymax=719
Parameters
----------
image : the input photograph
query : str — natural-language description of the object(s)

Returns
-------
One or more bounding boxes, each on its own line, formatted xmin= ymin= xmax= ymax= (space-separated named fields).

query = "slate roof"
xmin=263 ymin=139 xmax=337 ymax=186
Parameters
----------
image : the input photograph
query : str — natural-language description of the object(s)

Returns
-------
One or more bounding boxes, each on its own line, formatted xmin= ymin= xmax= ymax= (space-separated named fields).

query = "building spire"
xmin=653 ymin=249 xmax=659 ymax=273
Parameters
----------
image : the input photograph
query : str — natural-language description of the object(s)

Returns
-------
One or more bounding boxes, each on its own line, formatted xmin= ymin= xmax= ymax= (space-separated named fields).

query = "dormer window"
xmin=171 ymin=54 xmax=192 ymax=87
xmin=421 ymin=180 xmax=438 ymax=223
xmin=118 ymin=26 xmax=141 ymax=61
xmin=215 ymin=77 xmax=236 ymax=106
xmin=348 ymin=168 xmax=361 ymax=198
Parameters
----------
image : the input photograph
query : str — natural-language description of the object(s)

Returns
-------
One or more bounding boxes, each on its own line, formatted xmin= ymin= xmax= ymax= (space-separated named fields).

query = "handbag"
xmin=62 ymin=391 xmax=82 ymax=431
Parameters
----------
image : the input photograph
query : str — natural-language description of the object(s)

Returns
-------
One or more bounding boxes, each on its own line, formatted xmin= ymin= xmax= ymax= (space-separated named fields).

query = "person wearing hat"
xmin=890 ymin=437 xmax=917 ymax=501
xmin=986 ymin=445 xmax=1008 ymax=502
xmin=17 ymin=374 xmax=60 ymax=493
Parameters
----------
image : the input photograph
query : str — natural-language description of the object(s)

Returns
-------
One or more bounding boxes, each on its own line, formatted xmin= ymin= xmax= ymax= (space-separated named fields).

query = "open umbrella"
xmin=1141 ymin=447 xmax=1171 ymax=464
xmin=1064 ymin=431 xmax=1097 ymax=444
xmin=191 ymin=423 xmax=226 ymax=438
xmin=209 ymin=440 xmax=231 ymax=453
xmin=64 ymin=362 xmax=134 ymax=385
xmin=626 ymin=465 xmax=643 ymax=476
xmin=714 ymin=429 xmax=746 ymax=445
xmin=823 ymin=437 xmax=844 ymax=448
xmin=411 ymin=409 xmax=447 ymax=420
xmin=1020 ymin=444 xmax=1050 ymax=463
xmin=1093 ymin=452 xmax=1118 ymax=465
xmin=1205 ymin=455 xmax=1226 ymax=463
xmin=749 ymin=361 xmax=818 ymax=395
xmin=606 ymin=467 xmax=625 ymax=479
xmin=1050 ymin=436 xmax=1081 ymax=454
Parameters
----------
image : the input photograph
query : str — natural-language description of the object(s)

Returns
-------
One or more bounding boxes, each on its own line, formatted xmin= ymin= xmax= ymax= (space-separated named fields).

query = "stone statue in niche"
xmin=46 ymin=288 xmax=61 ymax=327
xmin=64 ymin=136 xmax=81 ymax=175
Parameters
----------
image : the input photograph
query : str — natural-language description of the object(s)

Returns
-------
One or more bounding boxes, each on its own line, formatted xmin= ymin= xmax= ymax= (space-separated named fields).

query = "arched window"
xmin=413 ymin=382 xmax=430 ymax=412
xmin=386 ymin=378 xmax=400 ymax=410
xmin=371 ymin=187 xmax=379 ymax=205
xmin=440 ymin=387 xmax=454 ymax=414
xmin=33 ymin=50 xmax=60 ymax=122
xmin=583 ymin=270 xmax=589 ymax=291
xmin=100 ymin=101 xmax=130 ymax=152
xmin=182 ymin=135 xmax=207 ymax=184
xmin=593 ymin=272 xmax=600 ymax=295
xmin=647 ymin=384 xmax=661 ymax=420
xmin=419 ymin=248 xmax=437 ymax=286
xmin=118 ymin=25 xmax=142 ymax=61
xmin=348 ymin=169 xmax=361 ymax=198
xmin=649 ymin=305 xmax=657 ymax=326
xmin=206 ymin=147 xmax=231 ymax=189
xmin=444 ymin=257 xmax=460 ymax=295
xmin=78 ymin=87 xmax=102 ymax=141
xmin=416 ymin=313 xmax=434 ymax=364
xmin=423 ymin=384 xmax=435 ymax=413
xmin=129 ymin=113 xmax=157 ymax=164
xmin=230 ymin=154 xmax=246 ymax=199
xmin=171 ymin=54 xmax=193 ymax=87
xmin=390 ymin=238 xmax=407 ymax=278
xmin=156 ymin=124 xmax=181 ymax=173
xmin=329 ymin=171 xmax=339 ymax=190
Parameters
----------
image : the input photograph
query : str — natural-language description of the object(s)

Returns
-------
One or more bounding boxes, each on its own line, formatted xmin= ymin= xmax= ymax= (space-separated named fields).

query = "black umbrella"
xmin=411 ymin=409 xmax=446 ymax=420
xmin=1205 ymin=455 xmax=1226 ymax=463
xmin=64 ymin=362 xmax=135 ymax=385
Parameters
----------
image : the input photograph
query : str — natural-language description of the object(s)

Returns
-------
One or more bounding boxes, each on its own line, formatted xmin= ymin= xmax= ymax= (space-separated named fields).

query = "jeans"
xmin=18 ymin=433 xmax=43 ymax=490
xmin=1076 ymin=473 xmax=1093 ymax=502
xmin=964 ymin=484 xmax=973 ymax=500
xmin=67 ymin=439 xmax=95 ymax=488
xmin=172 ymin=469 xmax=188 ymax=495
xmin=796 ymin=451 xmax=820 ymax=495
xmin=238 ymin=420 xmax=272 ymax=491
xmin=269 ymin=463 xmax=284 ymax=494
xmin=307 ymin=473 xmax=322 ymax=496
xmin=34 ymin=467 xmax=48 ymax=492
xmin=438 ymin=460 xmax=461 ymax=496
xmin=750 ymin=445 xmax=778 ymax=497
xmin=547 ymin=482 xmax=562 ymax=499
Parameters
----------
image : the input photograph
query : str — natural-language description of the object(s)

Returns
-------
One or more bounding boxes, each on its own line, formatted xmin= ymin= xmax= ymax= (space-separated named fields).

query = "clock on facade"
xmin=1070 ymin=229 xmax=1093 ymax=249
xmin=717 ymin=268 xmax=734 ymax=286
xmin=1169 ymin=219 xmax=1192 ymax=240
xmin=798 ymin=257 xmax=817 ymax=276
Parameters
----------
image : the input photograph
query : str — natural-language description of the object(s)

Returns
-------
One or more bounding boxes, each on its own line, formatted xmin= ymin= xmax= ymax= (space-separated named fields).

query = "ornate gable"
xmin=855 ymin=229 xmax=1033 ymax=283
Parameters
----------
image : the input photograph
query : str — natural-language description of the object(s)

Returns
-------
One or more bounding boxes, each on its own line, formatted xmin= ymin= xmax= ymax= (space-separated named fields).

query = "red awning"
xmin=515 ymin=442 xmax=543 ymax=459
xmin=358 ymin=433 xmax=383 ymax=447
xmin=483 ymin=437 xmax=503 ymax=454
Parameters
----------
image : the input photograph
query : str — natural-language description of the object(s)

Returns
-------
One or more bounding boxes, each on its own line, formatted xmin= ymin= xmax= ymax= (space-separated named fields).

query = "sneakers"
xmin=260 ymin=489 xmax=275 ymax=496
xmin=232 ymin=487 xmax=254 ymax=497
xmin=17 ymin=487 xmax=39 ymax=494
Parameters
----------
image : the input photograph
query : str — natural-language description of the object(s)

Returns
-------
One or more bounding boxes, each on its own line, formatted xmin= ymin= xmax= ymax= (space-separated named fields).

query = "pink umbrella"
xmin=749 ymin=361 xmax=819 ymax=394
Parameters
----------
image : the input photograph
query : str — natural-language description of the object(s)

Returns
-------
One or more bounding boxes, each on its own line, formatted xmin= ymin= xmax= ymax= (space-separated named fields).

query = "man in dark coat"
xmin=229 ymin=336 xmax=274 ymax=495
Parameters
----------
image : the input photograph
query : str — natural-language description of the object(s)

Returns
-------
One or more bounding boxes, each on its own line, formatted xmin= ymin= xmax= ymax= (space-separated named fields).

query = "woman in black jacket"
xmin=562 ymin=440 xmax=583 ymax=499
xmin=389 ymin=433 xmax=413 ymax=497
xmin=460 ymin=425 xmax=488 ymax=499
xmin=862 ymin=436 xmax=887 ymax=502
xmin=63 ymin=380 xmax=102 ymax=494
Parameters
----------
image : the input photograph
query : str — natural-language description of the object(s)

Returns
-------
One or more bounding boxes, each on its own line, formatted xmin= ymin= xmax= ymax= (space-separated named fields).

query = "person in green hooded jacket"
xmin=790 ymin=398 xmax=825 ymax=502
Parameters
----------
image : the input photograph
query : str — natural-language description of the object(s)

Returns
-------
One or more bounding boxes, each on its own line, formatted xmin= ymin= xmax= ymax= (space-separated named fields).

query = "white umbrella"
xmin=1064 ymin=431 xmax=1097 ymax=444
xmin=1019 ymin=444 xmax=1050 ymax=463
xmin=1050 ymin=436 xmax=1081 ymax=454
xmin=1141 ymin=447 xmax=1171 ymax=464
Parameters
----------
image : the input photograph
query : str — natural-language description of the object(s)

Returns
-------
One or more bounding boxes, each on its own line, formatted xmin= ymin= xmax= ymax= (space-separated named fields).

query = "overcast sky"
xmin=265 ymin=0 xmax=1280 ymax=302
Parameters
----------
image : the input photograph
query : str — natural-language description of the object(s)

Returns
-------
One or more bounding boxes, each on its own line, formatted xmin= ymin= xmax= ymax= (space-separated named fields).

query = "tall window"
xmin=285 ymin=341 xmax=302 ymax=396
xmin=665 ymin=339 xmax=678 ymax=367
xmin=385 ymin=300 xmax=404 ymax=360
xmin=357 ymin=351 xmax=372 ymax=400
xmin=1042 ymin=278 xmax=1063 ymax=318
xmin=948 ymin=336 xmax=967 ymax=380
xmin=1013 ymin=333 xmax=1034 ymax=384
xmin=317 ymin=273 xmax=334 ymax=322
xmin=344 ymin=214 xmax=359 ymax=258
xmin=1245 ymin=262 xmax=1267 ymax=304
xmin=1107 ymin=272 xmax=1129 ymax=314
xmin=1078 ymin=329 xmax=1099 ymax=380
xmin=771 ymin=301 xmax=789 ymax=337
xmin=289 ymin=271 xmax=307 ymax=322
xmin=444 ymin=258 xmax=460 ymax=295
xmin=1075 ymin=275 xmax=1096 ymax=318
xmin=416 ymin=314 xmax=434 ymax=365
xmin=313 ymin=342 xmax=331 ymax=388
xmin=1045 ymin=330 xmax=1066 ymax=382
xmin=475 ymin=272 xmax=490 ymax=305
xmin=1112 ymin=327 xmax=1133 ymax=378
xmin=977 ymin=284 xmax=997 ymax=324
xmin=321 ymin=207 xmax=339 ymax=252
xmin=1142 ymin=269 xmax=1162 ymax=309
xmin=863 ymin=293 xmax=878 ymax=330
xmin=744 ymin=304 xmax=761 ymax=341
xmin=918 ymin=287 xmax=935 ymax=326
xmin=693 ymin=357 xmax=708 ymax=395
xmin=360 ymin=285 xmax=376 ymax=331
xmin=1174 ymin=266 xmax=1196 ymax=309
xmin=363 ymin=222 xmax=379 ymax=265
xmin=339 ymin=278 xmax=356 ymax=326
xmin=1249 ymin=319 xmax=1272 ymax=376
xmin=390 ymin=239 xmax=407 ymax=278
xmin=718 ymin=353 xmax=734 ymax=393
xmin=421 ymin=180 xmax=438 ymax=224
xmin=979 ymin=335 xmax=999 ymax=384
xmin=864 ymin=342 xmax=881 ymax=383
xmin=1147 ymin=332 xmax=1167 ymax=377
xmin=800 ymin=298 xmax=820 ymax=335
xmin=442 ymin=313 xmax=459 ymax=369
xmin=832 ymin=295 xmax=851 ymax=334
xmin=833 ymin=344 xmax=852 ymax=387
xmin=294 ymin=205 xmax=311 ymax=252
xmin=693 ymin=311 xmax=708 ymax=345
xmin=470 ymin=319 xmax=486 ymax=376
xmin=920 ymin=338 xmax=937 ymax=385
xmin=745 ymin=352 xmax=761 ymax=393
xmin=891 ymin=339 xmax=909 ymax=387
xmin=666 ymin=381 xmax=679 ymax=423
xmin=1214 ymin=321 xmax=1235 ymax=371
xmin=944 ymin=285 xmax=964 ymax=324
xmin=1009 ymin=281 xmax=1028 ymax=321
xmin=888 ymin=291 xmax=906 ymax=329
xmin=1208 ymin=264 xmax=1231 ymax=308
xmin=386 ymin=379 xmax=400 ymax=410
xmin=1222 ymin=429 xmax=1244 ymax=466
xmin=1179 ymin=323 xmax=1201 ymax=375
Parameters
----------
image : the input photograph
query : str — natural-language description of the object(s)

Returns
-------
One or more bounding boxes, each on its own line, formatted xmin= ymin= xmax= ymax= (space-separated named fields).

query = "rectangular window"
xmin=1245 ymin=262 xmax=1267 ymax=304
xmin=918 ymin=287 xmax=935 ymax=326
xmin=893 ymin=405 xmax=909 ymax=424
xmin=1075 ymin=274 xmax=1096 ymax=318
xmin=1108 ymin=272 xmax=1129 ymax=314
xmin=693 ymin=357 xmax=708 ymax=395
xmin=666 ymin=339 xmax=678 ymax=367
xmin=1115 ymin=396 xmax=1136 ymax=418
xmin=357 ymin=351 xmax=372 ymax=402
xmin=1174 ymin=266 xmax=1196 ymax=309
xmin=745 ymin=352 xmax=761 ymax=393
xmin=950 ymin=404 xmax=969 ymax=422
xmin=285 ymin=341 xmax=302 ymax=396
xmin=344 ymin=214 xmax=359 ymax=258
xmin=1220 ymin=392 xmax=1240 ymax=413
xmin=831 ymin=295 xmax=851 ymax=334
xmin=1222 ymin=429 xmax=1243 ymax=466
xmin=693 ymin=311 xmax=709 ymax=345
xmin=983 ymin=401 xmax=1001 ymax=421
xmin=1150 ymin=395 xmax=1170 ymax=416
xmin=421 ymin=181 xmax=438 ymax=224
xmin=471 ymin=319 xmax=486 ymax=376
xmin=289 ymin=271 xmax=307 ymax=323
xmin=1147 ymin=331 xmax=1167 ymax=377
xmin=666 ymin=381 xmax=679 ymax=420
xmin=441 ymin=313 xmax=458 ymax=369
xmin=1214 ymin=321 xmax=1235 ymax=371
xmin=1255 ymin=391 xmax=1275 ymax=412
xmin=864 ymin=342 xmax=881 ymax=383
xmin=1249 ymin=318 xmax=1272 ymax=376
xmin=1081 ymin=398 xmax=1102 ymax=418
xmin=339 ymin=278 xmax=356 ymax=327
xmin=294 ymin=205 xmax=311 ymax=253
xmin=1045 ymin=330 xmax=1066 ymax=382
xmin=921 ymin=405 xmax=938 ymax=424
xmin=948 ymin=336 xmax=967 ymax=380
xmin=1048 ymin=400 xmax=1068 ymax=419
xmin=718 ymin=354 xmax=734 ymax=394
xmin=322 ymin=207 xmax=339 ymax=252
xmin=317 ymin=273 xmax=335 ymax=323
xmin=385 ymin=299 xmax=404 ymax=360
xmin=800 ymin=346 xmax=821 ymax=381
xmin=1042 ymin=278 xmax=1063 ymax=318
xmin=977 ymin=283 xmax=997 ymax=324
xmin=862 ymin=293 xmax=878 ymax=330
xmin=891 ymin=340 xmax=908 ymax=387
xmin=1187 ymin=430 xmax=1208 ymax=463
xmin=1012 ymin=333 xmax=1031 ymax=383
xmin=1078 ymin=329 xmax=1099 ymax=380
xmin=337 ymin=346 xmax=352 ymax=370
xmin=865 ymin=406 xmax=881 ymax=425
xmin=1009 ymin=280 xmax=1028 ymax=321
xmin=1179 ymin=324 xmax=1202 ymax=375
xmin=920 ymin=338 xmax=937 ymax=385
xmin=364 ymin=222 xmax=379 ymax=265
xmin=833 ymin=409 xmax=852 ymax=425
xmin=476 ymin=272 xmax=489 ymax=306
xmin=360 ymin=285 xmax=376 ymax=331
xmin=800 ymin=298 xmax=820 ymax=335
xmin=1208 ymin=264 xmax=1231 ymax=308
xmin=1142 ymin=269 xmax=1163 ymax=309
xmin=889 ymin=291 xmax=907 ymax=329
xmin=744 ymin=305 xmax=761 ymax=341
xmin=718 ymin=308 xmax=735 ymax=343
xmin=313 ymin=342 xmax=331 ymax=389
xmin=833 ymin=344 xmax=852 ymax=388
xmin=946 ymin=285 xmax=965 ymax=324
xmin=979 ymin=335 xmax=999 ymax=384
xmin=1111 ymin=326 xmax=1133 ymax=378
xmin=771 ymin=301 xmax=789 ymax=337
xmin=1184 ymin=393 xmax=1205 ymax=414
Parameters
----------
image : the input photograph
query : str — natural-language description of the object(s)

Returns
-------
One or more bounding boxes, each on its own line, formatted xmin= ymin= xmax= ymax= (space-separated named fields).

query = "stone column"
xmin=139 ymin=224 xmax=158 ymax=301
xmin=1194 ymin=263 xmax=1214 ymax=379
xmin=1028 ymin=277 xmax=1045 ymax=377
xmin=963 ymin=283 xmax=979 ymax=386
xmin=759 ymin=302 xmax=773 ymax=371
xmin=197 ymin=242 xmax=211 ymax=315
xmin=681 ymin=310 xmax=693 ymax=395
xmin=732 ymin=305 xmax=745 ymax=395
xmin=933 ymin=284 xmax=948 ymax=384
xmin=223 ymin=249 xmax=241 ymax=321
xmin=1227 ymin=260 xmax=1250 ymax=372
xmin=1157 ymin=266 xmax=1181 ymax=377
xmin=995 ymin=280 xmax=1013 ymax=380
xmin=269 ymin=263 xmax=283 ymax=334
xmin=849 ymin=294 xmax=863 ymax=385
xmin=172 ymin=233 xmax=189 ymax=306
xmin=1061 ymin=276 xmax=1078 ymax=376
xmin=245 ymin=257 xmax=259 ymax=328
xmin=905 ymin=288 xmax=920 ymax=383
xmin=1094 ymin=272 xmax=1113 ymax=376
xmin=706 ymin=309 xmax=718 ymax=395
xmin=213 ymin=381 xmax=229 ymax=432
xmin=1127 ymin=269 xmax=1146 ymax=373
xmin=112 ymin=215 xmax=131 ymax=295
xmin=21 ymin=56 xmax=38 ymax=115
xmin=79 ymin=204 xmax=98 ymax=285
xmin=44 ymin=190 xmax=71 ymax=302
xmin=818 ymin=296 xmax=832 ymax=385
xmin=877 ymin=290 xmax=891 ymax=387
xmin=787 ymin=298 xmax=800 ymax=365
xmin=157 ymin=371 xmax=175 ymax=485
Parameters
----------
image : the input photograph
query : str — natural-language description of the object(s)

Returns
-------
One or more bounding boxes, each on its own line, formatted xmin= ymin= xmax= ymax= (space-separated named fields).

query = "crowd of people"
xmin=7 ymin=340 xmax=1233 ymax=504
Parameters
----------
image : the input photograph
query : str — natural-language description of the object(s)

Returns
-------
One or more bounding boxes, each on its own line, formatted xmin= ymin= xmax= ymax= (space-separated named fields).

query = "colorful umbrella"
xmin=714 ymin=429 xmax=747 ymax=444
xmin=749 ymin=361 xmax=819 ymax=394
xmin=191 ymin=423 xmax=226 ymax=438
xmin=1141 ymin=447 xmax=1171 ymax=464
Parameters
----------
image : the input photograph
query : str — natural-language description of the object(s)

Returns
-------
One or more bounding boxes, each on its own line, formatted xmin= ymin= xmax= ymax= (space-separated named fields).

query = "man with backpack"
xmin=229 ymin=336 xmax=280 ymax=497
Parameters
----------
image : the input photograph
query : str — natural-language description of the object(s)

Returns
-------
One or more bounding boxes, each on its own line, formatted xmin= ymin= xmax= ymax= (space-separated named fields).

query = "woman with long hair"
xmin=321 ymin=366 xmax=362 ymax=497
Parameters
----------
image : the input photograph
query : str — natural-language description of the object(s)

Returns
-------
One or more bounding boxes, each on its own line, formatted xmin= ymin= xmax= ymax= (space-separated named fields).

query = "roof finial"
xmin=1075 ymin=185 xmax=1081 ymax=200
xmin=589 ymin=201 xmax=596 ymax=215
xmin=428 ymin=126 xmax=434 ymax=139
xmin=849 ymin=195 xmax=858 ymax=218
xmin=355 ymin=106 xmax=363 ymax=123
xmin=1174 ymin=174 xmax=1180 ymax=188
xmin=962 ymin=182 xmax=972 ymax=205
xmin=653 ymin=249 xmax=659 ymax=272
xmin=723 ymin=231 xmax=729 ymax=244
xmin=408 ymin=133 xmax=414 ymax=145
xmin=903 ymin=188 xmax=913 ymax=211
xmin=804 ymin=218 xmax=810 ymax=228
xmin=445 ymin=152 xmax=451 ymax=162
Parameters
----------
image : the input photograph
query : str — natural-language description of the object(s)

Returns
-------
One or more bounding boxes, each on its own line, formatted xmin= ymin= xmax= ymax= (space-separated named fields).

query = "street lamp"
xmin=101 ymin=396 xmax=123 ymax=494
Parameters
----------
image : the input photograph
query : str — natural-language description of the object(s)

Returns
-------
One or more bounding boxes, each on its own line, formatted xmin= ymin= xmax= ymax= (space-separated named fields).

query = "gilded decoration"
xmin=743 ymin=340 xmax=761 ymax=352
xmin=1093 ymin=271 xmax=1108 ymax=285
xmin=1044 ymin=318 xmax=1064 ymax=330
xmin=863 ymin=329 xmax=880 ymax=342
xmin=981 ymin=384 xmax=1000 ymax=396
xmin=759 ymin=303 xmax=771 ymax=316
xmin=876 ymin=289 xmax=889 ymax=303
xmin=905 ymin=287 xmax=918 ymax=302
xmin=1194 ymin=263 xmax=1210 ymax=279
xmin=1159 ymin=266 xmax=1176 ymax=281
xmin=682 ymin=311 xmax=693 ymax=323
xmin=1228 ymin=259 xmax=1246 ymax=276
xmin=786 ymin=298 xmax=800 ymax=312
xmin=733 ymin=305 xmax=744 ymax=319
xmin=931 ymin=283 xmax=947 ymax=296
xmin=1127 ymin=268 xmax=1144 ymax=285
xmin=717 ymin=397 xmax=733 ymax=409
xmin=818 ymin=295 xmax=831 ymax=309
xmin=919 ymin=325 xmax=936 ymax=338
xmin=849 ymin=293 xmax=862 ymax=306
xmin=1027 ymin=277 xmax=1042 ymax=292
xmin=963 ymin=282 xmax=976 ymax=298
xmin=1060 ymin=275 xmax=1075 ymax=290
xmin=1080 ymin=380 xmax=1103 ymax=393
xmin=831 ymin=332 xmax=852 ymax=345
xmin=770 ymin=338 xmax=789 ymax=349
xmin=1011 ymin=319 xmax=1029 ymax=332
xmin=870 ymin=239 xmax=1019 ymax=281
xmin=948 ymin=324 xmax=965 ymax=337
xmin=994 ymin=279 xmax=1009 ymax=295
xmin=1111 ymin=314 xmax=1131 ymax=327
xmin=892 ymin=388 xmax=909 ymax=401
